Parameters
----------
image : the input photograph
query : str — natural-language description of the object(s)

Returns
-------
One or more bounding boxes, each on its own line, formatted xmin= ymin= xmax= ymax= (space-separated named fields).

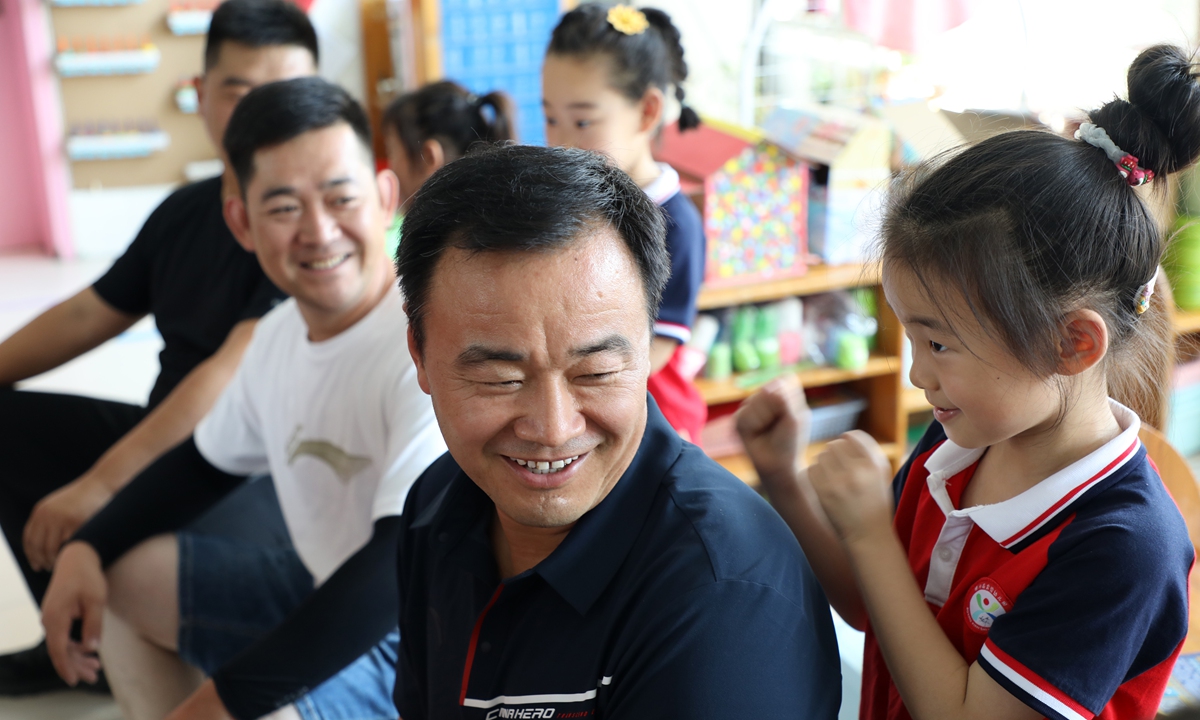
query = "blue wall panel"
xmin=440 ymin=0 xmax=560 ymax=146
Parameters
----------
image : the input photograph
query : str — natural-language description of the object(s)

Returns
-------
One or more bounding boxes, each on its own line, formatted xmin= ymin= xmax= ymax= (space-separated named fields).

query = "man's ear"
xmin=223 ymin=194 xmax=256 ymax=253
xmin=376 ymin=167 xmax=401 ymax=223
xmin=194 ymin=75 xmax=206 ymax=113
xmin=1058 ymin=309 xmax=1109 ymax=376
xmin=420 ymin=138 xmax=446 ymax=175
xmin=406 ymin=319 xmax=431 ymax=395
xmin=638 ymin=86 xmax=665 ymax=134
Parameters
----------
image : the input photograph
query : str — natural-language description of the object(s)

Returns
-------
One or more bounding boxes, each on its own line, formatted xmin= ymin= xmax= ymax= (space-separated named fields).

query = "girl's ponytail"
xmin=477 ymin=91 xmax=517 ymax=145
xmin=382 ymin=81 xmax=518 ymax=165
xmin=1086 ymin=46 xmax=1200 ymax=429
xmin=641 ymin=8 xmax=700 ymax=131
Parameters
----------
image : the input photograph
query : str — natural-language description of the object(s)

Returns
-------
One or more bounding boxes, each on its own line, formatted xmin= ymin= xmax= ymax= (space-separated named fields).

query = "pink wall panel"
xmin=0 ymin=0 xmax=73 ymax=257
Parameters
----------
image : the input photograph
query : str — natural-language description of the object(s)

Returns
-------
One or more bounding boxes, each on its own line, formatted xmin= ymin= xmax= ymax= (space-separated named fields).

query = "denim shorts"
xmin=176 ymin=478 xmax=400 ymax=720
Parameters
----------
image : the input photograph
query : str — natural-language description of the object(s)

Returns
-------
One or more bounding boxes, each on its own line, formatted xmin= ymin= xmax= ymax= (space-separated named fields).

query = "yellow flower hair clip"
xmin=607 ymin=4 xmax=649 ymax=35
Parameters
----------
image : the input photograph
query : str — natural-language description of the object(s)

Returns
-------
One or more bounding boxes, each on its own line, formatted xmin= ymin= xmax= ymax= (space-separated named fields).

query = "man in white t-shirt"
xmin=39 ymin=77 xmax=445 ymax=720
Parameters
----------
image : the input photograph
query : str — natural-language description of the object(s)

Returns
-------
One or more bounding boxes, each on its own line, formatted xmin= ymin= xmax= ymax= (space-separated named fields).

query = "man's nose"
xmin=513 ymin=379 xmax=586 ymax=449
xmin=299 ymin=205 xmax=340 ymax=245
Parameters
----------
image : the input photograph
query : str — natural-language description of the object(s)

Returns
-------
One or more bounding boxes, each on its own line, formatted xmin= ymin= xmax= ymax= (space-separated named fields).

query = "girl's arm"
xmin=812 ymin=432 xmax=1041 ymax=720
xmin=734 ymin=379 xmax=866 ymax=627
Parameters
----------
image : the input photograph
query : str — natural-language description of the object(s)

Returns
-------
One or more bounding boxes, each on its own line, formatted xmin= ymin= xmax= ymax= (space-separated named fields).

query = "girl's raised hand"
xmin=809 ymin=430 xmax=894 ymax=546
xmin=734 ymin=377 xmax=810 ymax=489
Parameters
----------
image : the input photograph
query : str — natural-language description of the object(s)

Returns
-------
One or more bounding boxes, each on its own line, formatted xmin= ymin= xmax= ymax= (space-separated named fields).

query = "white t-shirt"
xmin=195 ymin=289 xmax=446 ymax=585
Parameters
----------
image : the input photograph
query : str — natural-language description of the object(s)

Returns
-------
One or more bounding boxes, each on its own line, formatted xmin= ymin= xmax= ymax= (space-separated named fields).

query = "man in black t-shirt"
xmin=0 ymin=0 xmax=317 ymax=694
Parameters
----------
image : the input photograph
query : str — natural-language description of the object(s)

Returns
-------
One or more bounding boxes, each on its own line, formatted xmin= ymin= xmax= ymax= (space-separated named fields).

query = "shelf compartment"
xmin=902 ymin=386 xmax=932 ymax=414
xmin=695 ymin=354 xmax=898 ymax=405
xmin=697 ymin=262 xmax=881 ymax=310
xmin=716 ymin=442 xmax=904 ymax=487
xmin=51 ymin=0 xmax=144 ymax=6
xmin=56 ymin=48 xmax=160 ymax=77
xmin=167 ymin=9 xmax=213 ymax=35
xmin=67 ymin=130 xmax=170 ymax=161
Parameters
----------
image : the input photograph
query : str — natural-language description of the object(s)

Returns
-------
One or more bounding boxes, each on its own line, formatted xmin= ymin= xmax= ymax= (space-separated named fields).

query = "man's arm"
xmin=0 ymin=287 xmax=140 ymax=386
xmin=203 ymin=516 xmax=403 ymax=720
xmin=609 ymin=579 xmax=843 ymax=719
xmin=24 ymin=319 xmax=259 ymax=570
xmin=43 ymin=438 xmax=246 ymax=684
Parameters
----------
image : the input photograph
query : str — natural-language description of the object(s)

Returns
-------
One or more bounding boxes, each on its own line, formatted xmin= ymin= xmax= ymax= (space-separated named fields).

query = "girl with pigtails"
xmin=543 ymin=3 xmax=708 ymax=443
xmin=382 ymin=81 xmax=518 ymax=210
xmin=738 ymin=44 xmax=1200 ymax=720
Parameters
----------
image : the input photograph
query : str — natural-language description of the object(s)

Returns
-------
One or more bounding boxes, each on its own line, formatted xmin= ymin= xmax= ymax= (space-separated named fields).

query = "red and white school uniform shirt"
xmin=642 ymin=164 xmax=707 ymax=443
xmin=861 ymin=400 xmax=1192 ymax=720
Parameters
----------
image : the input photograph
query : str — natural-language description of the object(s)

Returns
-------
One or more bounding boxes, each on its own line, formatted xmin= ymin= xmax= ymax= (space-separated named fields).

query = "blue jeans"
xmin=176 ymin=478 xmax=399 ymax=720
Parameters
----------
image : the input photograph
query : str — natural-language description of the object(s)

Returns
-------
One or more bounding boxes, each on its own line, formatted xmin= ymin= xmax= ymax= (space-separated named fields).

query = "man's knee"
xmin=106 ymin=534 xmax=180 ymax=651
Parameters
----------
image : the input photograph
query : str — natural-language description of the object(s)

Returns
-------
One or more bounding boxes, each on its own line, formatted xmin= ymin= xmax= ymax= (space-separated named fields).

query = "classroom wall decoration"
xmin=49 ymin=0 xmax=215 ymax=188
xmin=655 ymin=119 xmax=809 ymax=288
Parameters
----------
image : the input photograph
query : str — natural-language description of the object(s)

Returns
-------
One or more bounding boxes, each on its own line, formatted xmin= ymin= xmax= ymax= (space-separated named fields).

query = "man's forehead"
xmin=209 ymin=41 xmax=315 ymax=83
xmin=424 ymin=230 xmax=650 ymax=346
xmin=250 ymin=125 xmax=372 ymax=195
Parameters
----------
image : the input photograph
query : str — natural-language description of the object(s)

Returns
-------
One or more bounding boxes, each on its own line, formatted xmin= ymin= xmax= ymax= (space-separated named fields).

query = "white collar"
xmin=923 ymin=399 xmax=1142 ymax=548
xmin=641 ymin=163 xmax=681 ymax=206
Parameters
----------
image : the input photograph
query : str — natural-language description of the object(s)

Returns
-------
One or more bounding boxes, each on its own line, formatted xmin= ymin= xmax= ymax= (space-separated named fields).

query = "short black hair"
xmin=397 ymin=145 xmax=669 ymax=350
xmin=224 ymin=76 xmax=372 ymax=193
xmin=204 ymin=0 xmax=318 ymax=72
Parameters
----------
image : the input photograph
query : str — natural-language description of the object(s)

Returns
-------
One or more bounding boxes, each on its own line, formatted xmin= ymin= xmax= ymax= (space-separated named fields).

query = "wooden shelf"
xmin=902 ymin=386 xmax=932 ymax=414
xmin=1174 ymin=307 xmax=1200 ymax=336
xmin=697 ymin=262 xmax=881 ymax=310
xmin=694 ymin=355 xmax=898 ymax=405
xmin=717 ymin=442 xmax=904 ymax=487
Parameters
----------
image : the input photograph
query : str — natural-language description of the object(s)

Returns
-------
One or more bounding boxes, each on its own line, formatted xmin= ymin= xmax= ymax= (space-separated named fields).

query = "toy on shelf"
xmin=67 ymin=121 xmax=170 ymax=161
xmin=51 ymin=0 xmax=144 ymax=7
xmin=761 ymin=105 xmax=892 ymax=265
xmin=655 ymin=118 xmax=809 ymax=288
xmin=706 ymin=308 xmax=735 ymax=381
xmin=175 ymin=78 xmax=199 ymax=113
xmin=167 ymin=0 xmax=218 ymax=35
xmin=804 ymin=290 xmax=877 ymax=371
xmin=56 ymin=36 xmax=161 ymax=77
xmin=678 ymin=314 xmax=719 ymax=382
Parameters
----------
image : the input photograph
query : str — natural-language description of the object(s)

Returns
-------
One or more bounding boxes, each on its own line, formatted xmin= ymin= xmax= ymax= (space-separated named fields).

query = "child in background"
xmin=737 ymin=44 xmax=1199 ymax=720
xmin=543 ymin=3 xmax=707 ymax=442
xmin=382 ymin=80 xmax=517 ymax=210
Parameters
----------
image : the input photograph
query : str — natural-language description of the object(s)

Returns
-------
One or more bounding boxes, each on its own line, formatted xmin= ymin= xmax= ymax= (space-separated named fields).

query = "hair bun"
xmin=1090 ymin=44 xmax=1200 ymax=176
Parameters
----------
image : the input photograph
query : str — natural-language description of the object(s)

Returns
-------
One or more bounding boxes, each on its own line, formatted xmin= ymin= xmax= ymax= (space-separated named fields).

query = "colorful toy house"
xmin=655 ymin=119 xmax=809 ymax=288
xmin=761 ymin=105 xmax=892 ymax=265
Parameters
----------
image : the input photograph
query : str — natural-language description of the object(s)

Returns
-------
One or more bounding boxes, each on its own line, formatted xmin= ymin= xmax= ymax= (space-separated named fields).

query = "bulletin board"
xmin=50 ymin=0 xmax=215 ymax=189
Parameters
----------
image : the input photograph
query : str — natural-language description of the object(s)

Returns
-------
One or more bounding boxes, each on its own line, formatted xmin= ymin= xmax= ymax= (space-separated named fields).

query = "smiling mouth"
xmin=505 ymin=455 xmax=581 ymax=475
xmin=300 ymin=253 xmax=352 ymax=271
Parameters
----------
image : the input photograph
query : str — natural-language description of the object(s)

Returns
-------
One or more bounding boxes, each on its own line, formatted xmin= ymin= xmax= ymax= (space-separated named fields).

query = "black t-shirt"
xmin=93 ymin=177 xmax=285 ymax=408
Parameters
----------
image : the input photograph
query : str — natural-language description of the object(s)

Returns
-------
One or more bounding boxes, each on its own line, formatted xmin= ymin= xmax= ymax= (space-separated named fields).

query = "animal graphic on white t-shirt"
xmin=287 ymin=425 xmax=373 ymax=483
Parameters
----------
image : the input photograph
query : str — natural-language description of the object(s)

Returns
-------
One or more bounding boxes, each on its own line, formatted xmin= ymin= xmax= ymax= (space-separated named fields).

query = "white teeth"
xmin=305 ymin=253 xmax=350 ymax=270
xmin=507 ymin=455 xmax=581 ymax=475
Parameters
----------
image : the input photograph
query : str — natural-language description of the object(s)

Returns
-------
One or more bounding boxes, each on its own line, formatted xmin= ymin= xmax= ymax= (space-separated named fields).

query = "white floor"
xmin=0 ymin=253 xmax=159 ymax=720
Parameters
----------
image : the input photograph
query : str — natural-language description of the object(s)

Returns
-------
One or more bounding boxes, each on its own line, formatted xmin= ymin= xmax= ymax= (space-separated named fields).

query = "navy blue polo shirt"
xmin=395 ymin=398 xmax=842 ymax=719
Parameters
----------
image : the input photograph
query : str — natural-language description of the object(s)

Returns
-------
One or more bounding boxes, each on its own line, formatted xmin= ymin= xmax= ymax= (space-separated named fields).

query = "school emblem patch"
xmin=965 ymin=578 xmax=1012 ymax=632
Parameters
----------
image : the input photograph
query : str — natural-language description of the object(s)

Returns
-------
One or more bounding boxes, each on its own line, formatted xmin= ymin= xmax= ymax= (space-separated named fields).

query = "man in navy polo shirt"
xmin=393 ymin=145 xmax=842 ymax=719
